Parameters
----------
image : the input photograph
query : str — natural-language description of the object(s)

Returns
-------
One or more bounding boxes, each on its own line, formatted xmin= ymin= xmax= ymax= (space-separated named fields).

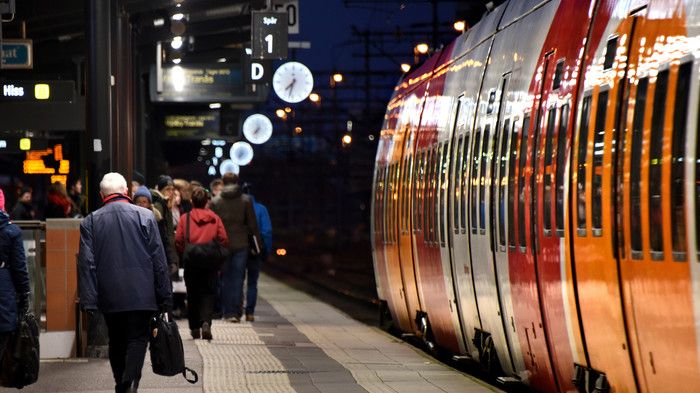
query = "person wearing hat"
xmin=0 ymin=187 xmax=31 ymax=359
xmin=150 ymin=176 xmax=179 ymax=279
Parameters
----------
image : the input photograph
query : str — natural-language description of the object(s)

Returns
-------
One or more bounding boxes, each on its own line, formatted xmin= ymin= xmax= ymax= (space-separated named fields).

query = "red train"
xmin=370 ymin=1 xmax=700 ymax=392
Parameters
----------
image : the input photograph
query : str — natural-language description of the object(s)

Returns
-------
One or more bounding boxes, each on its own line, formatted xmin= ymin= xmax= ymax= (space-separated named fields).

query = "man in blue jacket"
xmin=0 ymin=189 xmax=30 ymax=358
xmin=78 ymin=173 xmax=172 ymax=393
xmin=241 ymin=183 xmax=272 ymax=322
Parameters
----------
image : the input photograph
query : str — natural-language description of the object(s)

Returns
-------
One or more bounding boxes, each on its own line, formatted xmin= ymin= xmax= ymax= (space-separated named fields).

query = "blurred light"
xmin=219 ymin=159 xmax=240 ymax=176
xmin=176 ymin=3 xmax=181 ymax=7
xmin=171 ymin=36 xmax=183 ymax=50
xmin=275 ymin=109 xmax=286 ymax=119
xmin=0 ymin=140 xmax=6 ymax=149
xmin=201 ymin=139 xmax=211 ymax=146
xmin=230 ymin=141 xmax=254 ymax=166
xmin=34 ymin=84 xmax=50 ymax=100
xmin=19 ymin=138 xmax=30 ymax=151
xmin=212 ymin=157 xmax=218 ymax=166
xmin=276 ymin=248 xmax=287 ymax=256
xmin=346 ymin=120 xmax=353 ymax=132
xmin=401 ymin=63 xmax=411 ymax=73
xmin=332 ymin=73 xmax=343 ymax=83
xmin=172 ymin=58 xmax=181 ymax=64
xmin=209 ymin=103 xmax=221 ymax=109
xmin=309 ymin=93 xmax=320 ymax=102
xmin=245 ymin=48 xmax=252 ymax=55
xmin=217 ymin=57 xmax=227 ymax=63
xmin=415 ymin=43 xmax=429 ymax=54
xmin=294 ymin=126 xmax=302 ymax=134
xmin=212 ymin=139 xmax=226 ymax=146
xmin=342 ymin=134 xmax=352 ymax=146
xmin=284 ymin=107 xmax=292 ymax=113
xmin=368 ymin=134 xmax=375 ymax=141
xmin=171 ymin=65 xmax=185 ymax=92
xmin=153 ymin=18 xmax=165 ymax=27
xmin=208 ymin=166 xmax=216 ymax=176
xmin=171 ymin=13 xmax=184 ymax=21
xmin=453 ymin=20 xmax=466 ymax=32
xmin=214 ymin=146 xmax=223 ymax=158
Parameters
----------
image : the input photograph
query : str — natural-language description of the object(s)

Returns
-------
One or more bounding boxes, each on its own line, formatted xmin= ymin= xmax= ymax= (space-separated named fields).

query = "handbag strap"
xmin=183 ymin=367 xmax=198 ymax=384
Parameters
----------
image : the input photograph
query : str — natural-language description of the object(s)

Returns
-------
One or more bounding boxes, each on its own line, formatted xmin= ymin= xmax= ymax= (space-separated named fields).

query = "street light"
xmin=275 ymin=109 xmax=286 ymax=119
xmin=171 ymin=13 xmax=185 ymax=21
xmin=342 ymin=134 xmax=352 ymax=146
xmin=332 ymin=73 xmax=344 ymax=83
xmin=414 ymin=43 xmax=429 ymax=55
xmin=171 ymin=36 xmax=183 ymax=50
xmin=400 ymin=63 xmax=411 ymax=73
xmin=453 ymin=20 xmax=466 ymax=32
xmin=294 ymin=126 xmax=303 ymax=134
xmin=309 ymin=93 xmax=320 ymax=103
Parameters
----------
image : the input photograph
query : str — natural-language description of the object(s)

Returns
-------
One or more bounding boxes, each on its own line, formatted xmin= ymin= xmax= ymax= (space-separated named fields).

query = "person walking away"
xmin=210 ymin=173 xmax=261 ymax=323
xmin=171 ymin=188 xmax=182 ymax=229
xmin=173 ymin=179 xmax=193 ymax=215
xmin=209 ymin=178 xmax=223 ymax=198
xmin=175 ymin=187 xmax=228 ymax=340
xmin=10 ymin=188 xmax=36 ymax=221
xmin=78 ymin=173 xmax=172 ymax=393
xmin=45 ymin=182 xmax=72 ymax=218
xmin=0 ymin=189 xmax=30 ymax=358
xmin=241 ymin=183 xmax=272 ymax=322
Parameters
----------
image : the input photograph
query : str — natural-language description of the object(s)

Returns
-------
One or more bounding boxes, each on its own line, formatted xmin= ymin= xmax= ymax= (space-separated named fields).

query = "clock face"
xmin=242 ymin=114 xmax=273 ymax=144
xmin=273 ymin=61 xmax=314 ymax=103
xmin=230 ymin=141 xmax=254 ymax=166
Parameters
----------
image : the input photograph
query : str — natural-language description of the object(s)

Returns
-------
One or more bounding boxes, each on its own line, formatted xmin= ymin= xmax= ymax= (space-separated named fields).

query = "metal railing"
xmin=13 ymin=221 xmax=46 ymax=330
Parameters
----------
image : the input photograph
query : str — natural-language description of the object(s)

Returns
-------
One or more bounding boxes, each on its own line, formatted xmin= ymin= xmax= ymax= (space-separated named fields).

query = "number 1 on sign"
xmin=264 ymin=34 xmax=273 ymax=54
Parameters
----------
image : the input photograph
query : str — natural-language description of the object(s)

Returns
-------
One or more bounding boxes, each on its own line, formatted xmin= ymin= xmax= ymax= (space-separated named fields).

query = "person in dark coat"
xmin=45 ymin=182 xmax=73 ymax=218
xmin=10 ymin=187 xmax=36 ymax=221
xmin=210 ymin=173 xmax=261 ymax=323
xmin=150 ymin=176 xmax=179 ymax=276
xmin=175 ymin=187 xmax=228 ymax=340
xmin=241 ymin=183 xmax=272 ymax=322
xmin=0 ymin=189 xmax=30 ymax=358
xmin=78 ymin=173 xmax=172 ymax=393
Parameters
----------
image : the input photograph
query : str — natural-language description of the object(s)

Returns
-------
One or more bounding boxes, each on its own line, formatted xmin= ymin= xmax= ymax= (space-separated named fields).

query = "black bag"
xmin=149 ymin=313 xmax=198 ymax=384
xmin=180 ymin=213 xmax=229 ymax=271
xmin=0 ymin=312 xmax=40 ymax=388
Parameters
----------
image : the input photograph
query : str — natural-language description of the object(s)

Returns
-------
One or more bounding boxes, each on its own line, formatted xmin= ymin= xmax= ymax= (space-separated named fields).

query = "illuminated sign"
xmin=0 ymin=81 xmax=73 ymax=102
xmin=164 ymin=110 xmax=220 ymax=139
xmin=1 ymin=40 xmax=33 ymax=69
xmin=19 ymin=138 xmax=30 ymax=150
xmin=22 ymin=144 xmax=70 ymax=176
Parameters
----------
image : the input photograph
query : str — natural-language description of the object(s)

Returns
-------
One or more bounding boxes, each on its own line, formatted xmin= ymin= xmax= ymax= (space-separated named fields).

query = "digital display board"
xmin=0 ymin=80 xmax=74 ymax=102
xmin=150 ymin=65 xmax=268 ymax=103
xmin=163 ymin=110 xmax=221 ymax=139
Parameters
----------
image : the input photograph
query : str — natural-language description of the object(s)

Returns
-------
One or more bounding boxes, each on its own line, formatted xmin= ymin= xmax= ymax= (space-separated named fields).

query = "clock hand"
xmin=285 ymin=78 xmax=296 ymax=91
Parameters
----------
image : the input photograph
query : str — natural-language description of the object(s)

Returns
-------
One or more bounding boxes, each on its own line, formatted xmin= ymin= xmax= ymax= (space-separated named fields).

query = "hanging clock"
xmin=230 ymin=141 xmax=254 ymax=166
xmin=219 ymin=159 xmax=239 ymax=176
xmin=242 ymin=114 xmax=273 ymax=144
xmin=272 ymin=61 xmax=314 ymax=103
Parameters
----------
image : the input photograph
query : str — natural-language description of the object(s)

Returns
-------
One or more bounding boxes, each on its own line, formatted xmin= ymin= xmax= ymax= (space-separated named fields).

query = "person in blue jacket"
xmin=0 ymin=188 xmax=30 ymax=358
xmin=78 ymin=173 xmax=172 ymax=393
xmin=241 ymin=183 xmax=272 ymax=322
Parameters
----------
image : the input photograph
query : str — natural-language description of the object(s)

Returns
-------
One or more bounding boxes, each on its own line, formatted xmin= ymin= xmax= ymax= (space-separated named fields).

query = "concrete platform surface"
xmin=0 ymin=273 xmax=503 ymax=393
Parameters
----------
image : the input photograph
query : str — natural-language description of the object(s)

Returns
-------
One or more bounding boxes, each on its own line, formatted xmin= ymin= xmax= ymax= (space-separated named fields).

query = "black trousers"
xmin=103 ymin=311 xmax=154 ymax=392
xmin=185 ymin=269 xmax=217 ymax=330
xmin=0 ymin=331 xmax=11 ymax=359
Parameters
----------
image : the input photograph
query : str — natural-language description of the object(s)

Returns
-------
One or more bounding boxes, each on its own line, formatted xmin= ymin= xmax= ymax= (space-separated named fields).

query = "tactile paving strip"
xmin=195 ymin=321 xmax=297 ymax=393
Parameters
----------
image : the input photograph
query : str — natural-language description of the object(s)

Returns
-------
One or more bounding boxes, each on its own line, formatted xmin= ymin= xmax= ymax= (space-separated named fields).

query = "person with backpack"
xmin=175 ymin=187 xmax=228 ymax=340
xmin=0 ymin=188 xmax=30 ymax=358
xmin=78 ymin=173 xmax=172 ymax=393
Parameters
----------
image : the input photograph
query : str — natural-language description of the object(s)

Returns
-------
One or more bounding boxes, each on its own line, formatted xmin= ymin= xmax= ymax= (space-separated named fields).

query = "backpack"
xmin=149 ymin=313 xmax=198 ymax=384
xmin=0 ymin=312 xmax=40 ymax=388
xmin=180 ymin=214 xmax=228 ymax=272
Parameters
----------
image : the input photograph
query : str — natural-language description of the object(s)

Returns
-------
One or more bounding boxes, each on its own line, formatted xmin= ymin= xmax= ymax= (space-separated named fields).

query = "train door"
xmin=570 ymin=8 xmax=640 ymax=392
xmin=448 ymin=96 xmax=481 ymax=359
xmin=468 ymin=76 xmax=517 ymax=375
xmin=616 ymin=4 xmax=700 ymax=391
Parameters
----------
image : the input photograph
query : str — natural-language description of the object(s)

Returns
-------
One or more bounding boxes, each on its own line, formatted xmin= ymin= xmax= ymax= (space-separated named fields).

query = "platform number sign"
xmin=273 ymin=0 xmax=299 ymax=34
xmin=251 ymin=11 xmax=288 ymax=60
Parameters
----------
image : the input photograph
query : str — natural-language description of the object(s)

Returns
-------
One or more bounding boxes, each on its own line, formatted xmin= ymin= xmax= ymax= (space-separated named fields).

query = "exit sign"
xmin=1 ymin=39 xmax=33 ymax=69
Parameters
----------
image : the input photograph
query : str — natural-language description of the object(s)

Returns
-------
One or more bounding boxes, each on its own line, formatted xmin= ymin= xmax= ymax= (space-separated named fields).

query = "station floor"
xmin=6 ymin=274 xmax=503 ymax=393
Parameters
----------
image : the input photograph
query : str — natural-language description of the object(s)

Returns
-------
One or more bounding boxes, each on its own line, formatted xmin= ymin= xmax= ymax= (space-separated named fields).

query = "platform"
xmin=4 ymin=274 xmax=502 ymax=393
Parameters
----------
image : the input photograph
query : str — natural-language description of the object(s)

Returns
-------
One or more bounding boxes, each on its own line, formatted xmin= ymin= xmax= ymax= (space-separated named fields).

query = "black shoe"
xmin=202 ymin=322 xmax=212 ymax=341
xmin=126 ymin=380 xmax=139 ymax=393
xmin=191 ymin=329 xmax=201 ymax=339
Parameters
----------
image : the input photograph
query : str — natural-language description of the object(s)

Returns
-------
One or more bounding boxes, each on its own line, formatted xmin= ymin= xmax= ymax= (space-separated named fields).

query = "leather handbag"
xmin=149 ymin=312 xmax=198 ymax=383
xmin=181 ymin=213 xmax=229 ymax=271
xmin=0 ymin=312 xmax=40 ymax=388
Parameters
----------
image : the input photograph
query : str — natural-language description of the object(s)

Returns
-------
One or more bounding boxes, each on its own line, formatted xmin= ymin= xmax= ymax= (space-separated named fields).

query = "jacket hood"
xmin=151 ymin=206 xmax=163 ymax=221
xmin=0 ymin=210 xmax=9 ymax=230
xmin=221 ymin=184 xmax=242 ymax=199
xmin=186 ymin=208 xmax=218 ymax=226
xmin=150 ymin=188 xmax=166 ymax=201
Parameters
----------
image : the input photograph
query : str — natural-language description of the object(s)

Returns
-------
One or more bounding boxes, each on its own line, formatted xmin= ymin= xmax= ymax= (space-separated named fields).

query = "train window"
xmin=671 ymin=62 xmax=691 ymax=261
xmin=414 ymin=152 xmax=423 ymax=231
xmin=434 ymin=146 xmax=442 ymax=243
xmin=461 ymin=132 xmax=471 ymax=231
xmin=386 ymin=164 xmax=393 ymax=243
xmin=454 ymin=137 xmax=464 ymax=231
xmin=576 ymin=95 xmax=592 ymax=235
xmin=649 ymin=69 xmax=669 ymax=258
xmin=604 ymin=36 xmax=617 ymax=70
xmin=543 ymin=107 xmax=557 ymax=234
xmin=591 ymin=89 xmax=609 ymax=236
xmin=630 ymin=78 xmax=648 ymax=256
xmin=479 ymin=125 xmax=491 ymax=231
xmin=427 ymin=149 xmax=436 ymax=242
xmin=471 ymin=128 xmax=482 ymax=233
xmin=498 ymin=118 xmax=511 ymax=246
xmin=556 ymin=104 xmax=570 ymax=235
xmin=553 ymin=60 xmax=564 ymax=90
xmin=508 ymin=120 xmax=520 ymax=247
xmin=440 ymin=143 xmax=449 ymax=244
xmin=518 ymin=116 xmax=531 ymax=249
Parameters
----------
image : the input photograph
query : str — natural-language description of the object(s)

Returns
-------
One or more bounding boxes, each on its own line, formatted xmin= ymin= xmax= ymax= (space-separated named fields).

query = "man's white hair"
xmin=100 ymin=172 xmax=128 ymax=195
